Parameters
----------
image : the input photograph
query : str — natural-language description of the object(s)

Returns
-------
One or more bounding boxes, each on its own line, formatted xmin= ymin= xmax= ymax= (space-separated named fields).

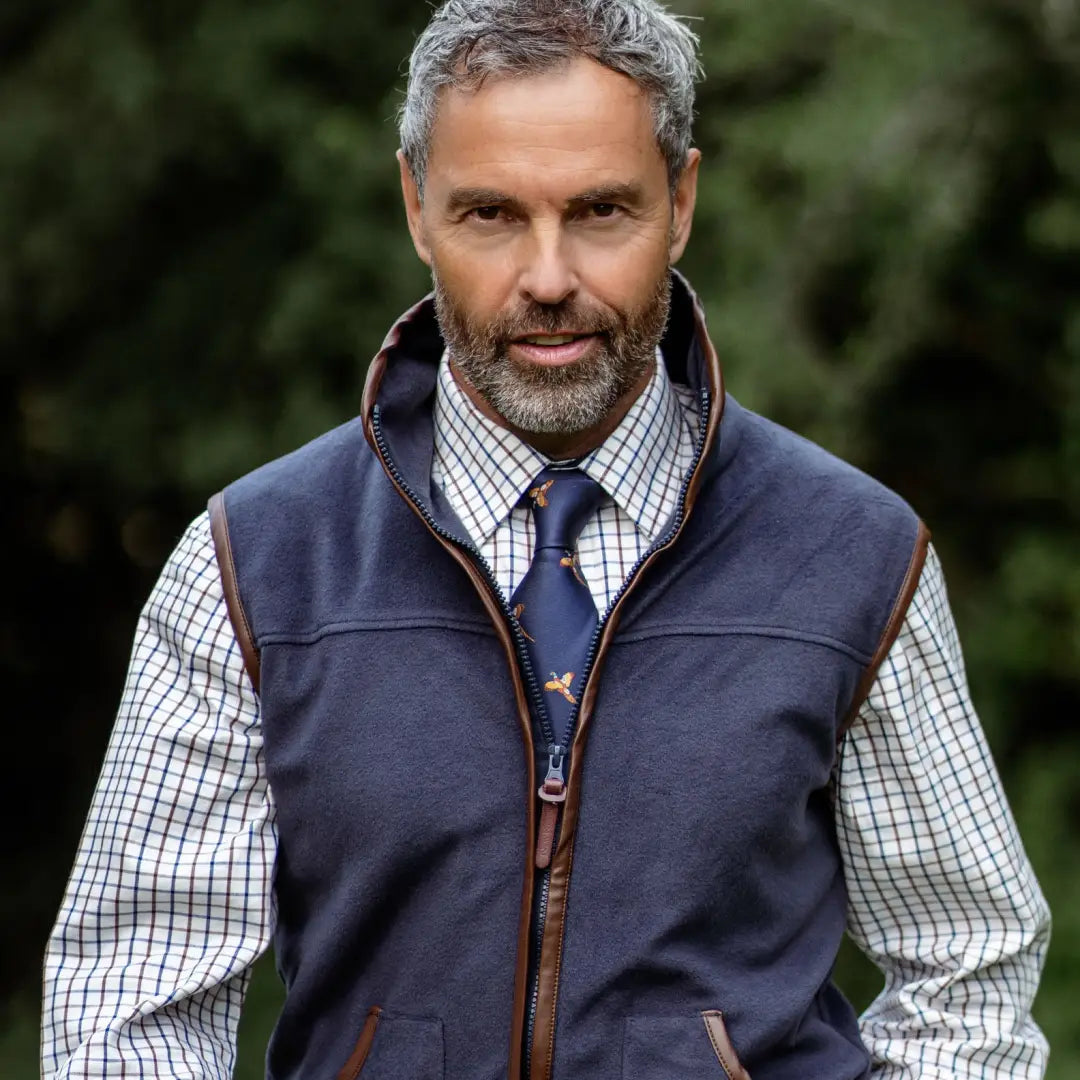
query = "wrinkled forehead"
xmin=424 ymin=57 xmax=667 ymax=199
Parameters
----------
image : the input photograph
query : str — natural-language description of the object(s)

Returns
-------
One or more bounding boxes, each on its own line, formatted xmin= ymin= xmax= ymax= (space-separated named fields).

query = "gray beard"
xmin=433 ymin=272 xmax=671 ymax=436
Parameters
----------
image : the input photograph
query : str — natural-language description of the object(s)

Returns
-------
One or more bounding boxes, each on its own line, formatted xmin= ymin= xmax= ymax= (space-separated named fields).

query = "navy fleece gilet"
xmin=215 ymin=276 xmax=925 ymax=1080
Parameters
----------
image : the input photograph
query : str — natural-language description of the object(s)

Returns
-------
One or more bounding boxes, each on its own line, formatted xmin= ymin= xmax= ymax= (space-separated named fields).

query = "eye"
xmin=590 ymin=202 xmax=619 ymax=218
xmin=472 ymin=205 xmax=503 ymax=221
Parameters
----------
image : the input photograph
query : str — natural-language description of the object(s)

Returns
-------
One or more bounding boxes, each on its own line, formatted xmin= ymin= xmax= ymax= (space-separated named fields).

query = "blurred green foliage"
xmin=3 ymin=0 xmax=1078 ymax=1075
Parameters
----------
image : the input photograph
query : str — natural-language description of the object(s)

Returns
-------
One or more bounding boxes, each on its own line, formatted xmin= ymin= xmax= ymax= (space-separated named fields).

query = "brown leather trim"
xmin=336 ymin=1006 xmax=383 ymax=1080
xmin=360 ymin=365 xmax=535 ymax=1080
xmin=360 ymin=293 xmax=432 ymax=421
xmin=528 ymin=279 xmax=726 ymax=1080
xmin=207 ymin=491 xmax=261 ymax=695
xmin=703 ymin=1011 xmax=751 ymax=1080
xmin=681 ymin=268 xmax=726 ymax=520
xmin=838 ymin=519 xmax=932 ymax=741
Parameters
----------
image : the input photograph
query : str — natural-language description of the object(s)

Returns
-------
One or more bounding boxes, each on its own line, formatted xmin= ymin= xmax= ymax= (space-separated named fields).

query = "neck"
xmin=449 ymin=358 xmax=656 ymax=461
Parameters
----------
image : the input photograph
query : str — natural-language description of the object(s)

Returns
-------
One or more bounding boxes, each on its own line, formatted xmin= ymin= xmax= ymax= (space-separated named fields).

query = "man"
xmin=43 ymin=1 xmax=1050 ymax=1078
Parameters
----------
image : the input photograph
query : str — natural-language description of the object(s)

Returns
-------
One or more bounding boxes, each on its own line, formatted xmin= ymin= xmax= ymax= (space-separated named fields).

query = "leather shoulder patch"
xmin=839 ymin=518 xmax=931 ymax=741
xmin=208 ymin=491 xmax=261 ymax=695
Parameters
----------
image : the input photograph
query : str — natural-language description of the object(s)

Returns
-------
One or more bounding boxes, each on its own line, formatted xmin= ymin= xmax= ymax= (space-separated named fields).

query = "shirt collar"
xmin=432 ymin=348 xmax=692 ymax=545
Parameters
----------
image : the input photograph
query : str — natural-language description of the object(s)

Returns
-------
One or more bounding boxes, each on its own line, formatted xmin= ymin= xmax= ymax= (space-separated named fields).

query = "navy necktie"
xmin=511 ymin=465 xmax=606 ymax=748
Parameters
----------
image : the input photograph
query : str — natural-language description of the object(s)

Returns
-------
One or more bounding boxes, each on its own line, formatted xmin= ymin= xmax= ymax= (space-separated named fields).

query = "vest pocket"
xmin=622 ymin=1011 xmax=751 ymax=1080
xmin=336 ymin=1006 xmax=445 ymax=1080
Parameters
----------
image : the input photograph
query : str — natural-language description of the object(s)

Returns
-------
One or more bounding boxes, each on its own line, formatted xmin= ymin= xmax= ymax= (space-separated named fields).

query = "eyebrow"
xmin=444 ymin=181 xmax=647 ymax=215
xmin=569 ymin=182 xmax=646 ymax=207
xmin=445 ymin=187 xmax=523 ymax=215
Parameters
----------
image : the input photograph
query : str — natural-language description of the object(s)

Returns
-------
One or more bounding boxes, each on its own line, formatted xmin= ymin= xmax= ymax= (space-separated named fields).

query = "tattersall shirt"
xmin=43 ymin=354 xmax=1051 ymax=1079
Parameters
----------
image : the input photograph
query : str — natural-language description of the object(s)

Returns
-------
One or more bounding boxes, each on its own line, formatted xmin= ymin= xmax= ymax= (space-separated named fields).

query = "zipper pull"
xmin=536 ymin=745 xmax=567 ymax=870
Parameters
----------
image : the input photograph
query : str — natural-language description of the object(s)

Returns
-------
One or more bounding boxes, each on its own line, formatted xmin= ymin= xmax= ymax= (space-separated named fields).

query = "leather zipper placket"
xmin=372 ymin=385 xmax=712 ymax=1080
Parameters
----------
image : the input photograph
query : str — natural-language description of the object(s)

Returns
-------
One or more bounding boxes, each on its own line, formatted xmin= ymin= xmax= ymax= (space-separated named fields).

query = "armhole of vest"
xmin=837 ymin=518 xmax=931 ymax=746
xmin=208 ymin=491 xmax=262 ymax=696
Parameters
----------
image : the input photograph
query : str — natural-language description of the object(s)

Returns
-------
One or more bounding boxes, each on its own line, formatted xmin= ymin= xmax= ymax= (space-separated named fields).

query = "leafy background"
xmin=2 ymin=0 xmax=1078 ymax=1075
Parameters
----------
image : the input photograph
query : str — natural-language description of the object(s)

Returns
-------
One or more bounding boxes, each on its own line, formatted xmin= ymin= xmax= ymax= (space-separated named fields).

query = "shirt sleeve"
xmin=42 ymin=512 xmax=275 ymax=1080
xmin=836 ymin=542 xmax=1051 ymax=1079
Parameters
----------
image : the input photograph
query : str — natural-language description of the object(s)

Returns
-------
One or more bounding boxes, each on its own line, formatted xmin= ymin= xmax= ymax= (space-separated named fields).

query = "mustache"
xmin=483 ymin=302 xmax=618 ymax=341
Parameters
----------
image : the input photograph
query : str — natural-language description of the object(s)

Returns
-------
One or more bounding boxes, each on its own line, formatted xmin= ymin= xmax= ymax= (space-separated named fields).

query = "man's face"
xmin=399 ymin=56 xmax=699 ymax=442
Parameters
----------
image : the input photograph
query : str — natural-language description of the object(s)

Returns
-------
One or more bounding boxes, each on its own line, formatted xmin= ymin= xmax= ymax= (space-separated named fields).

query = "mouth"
xmin=509 ymin=331 xmax=602 ymax=367
xmin=515 ymin=332 xmax=589 ymax=346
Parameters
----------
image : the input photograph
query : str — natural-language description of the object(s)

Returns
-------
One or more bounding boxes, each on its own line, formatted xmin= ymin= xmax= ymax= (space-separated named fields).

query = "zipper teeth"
xmin=524 ymin=874 xmax=551 ymax=1063
xmin=372 ymin=410 xmax=555 ymax=743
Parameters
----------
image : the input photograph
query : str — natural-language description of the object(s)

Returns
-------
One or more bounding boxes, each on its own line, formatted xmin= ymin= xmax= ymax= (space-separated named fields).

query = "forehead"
xmin=425 ymin=56 xmax=666 ymax=200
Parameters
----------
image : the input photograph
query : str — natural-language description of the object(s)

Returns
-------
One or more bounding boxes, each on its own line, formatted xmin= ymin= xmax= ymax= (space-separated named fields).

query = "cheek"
xmin=577 ymin=235 xmax=671 ymax=311
xmin=430 ymin=239 xmax=519 ymax=315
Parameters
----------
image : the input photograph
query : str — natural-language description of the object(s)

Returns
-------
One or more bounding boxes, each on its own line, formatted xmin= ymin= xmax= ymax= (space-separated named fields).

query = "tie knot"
xmin=526 ymin=466 xmax=605 ymax=552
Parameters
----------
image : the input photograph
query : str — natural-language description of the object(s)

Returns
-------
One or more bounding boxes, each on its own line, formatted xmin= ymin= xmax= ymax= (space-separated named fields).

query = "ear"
xmin=668 ymin=148 xmax=701 ymax=265
xmin=398 ymin=150 xmax=432 ymax=267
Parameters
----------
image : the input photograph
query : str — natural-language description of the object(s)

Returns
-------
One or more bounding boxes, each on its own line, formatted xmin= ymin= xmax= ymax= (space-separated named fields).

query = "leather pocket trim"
xmin=337 ymin=1006 xmax=383 ymax=1080
xmin=702 ymin=1011 xmax=750 ymax=1080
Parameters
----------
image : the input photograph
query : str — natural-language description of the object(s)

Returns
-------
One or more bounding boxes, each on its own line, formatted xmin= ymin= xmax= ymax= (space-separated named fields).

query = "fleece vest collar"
xmin=360 ymin=270 xmax=725 ymax=550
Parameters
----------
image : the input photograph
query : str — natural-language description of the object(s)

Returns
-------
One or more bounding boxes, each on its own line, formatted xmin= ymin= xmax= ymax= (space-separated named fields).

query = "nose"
xmin=518 ymin=225 xmax=577 ymax=307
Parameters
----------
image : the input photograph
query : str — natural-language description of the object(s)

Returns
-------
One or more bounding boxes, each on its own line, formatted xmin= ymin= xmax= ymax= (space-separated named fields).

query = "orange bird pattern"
xmin=529 ymin=479 xmax=554 ymax=508
xmin=545 ymin=671 xmax=577 ymax=705
xmin=513 ymin=603 xmax=536 ymax=642
xmin=559 ymin=550 xmax=587 ymax=587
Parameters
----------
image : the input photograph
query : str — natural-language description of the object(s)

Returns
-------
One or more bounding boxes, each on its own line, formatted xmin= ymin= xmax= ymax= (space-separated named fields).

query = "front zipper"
xmin=373 ymin=385 xmax=712 ymax=1080
xmin=523 ymin=842 xmax=553 ymax=1075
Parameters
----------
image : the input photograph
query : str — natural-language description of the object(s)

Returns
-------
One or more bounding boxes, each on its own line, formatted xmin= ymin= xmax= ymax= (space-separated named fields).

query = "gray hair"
xmin=399 ymin=0 xmax=702 ymax=196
